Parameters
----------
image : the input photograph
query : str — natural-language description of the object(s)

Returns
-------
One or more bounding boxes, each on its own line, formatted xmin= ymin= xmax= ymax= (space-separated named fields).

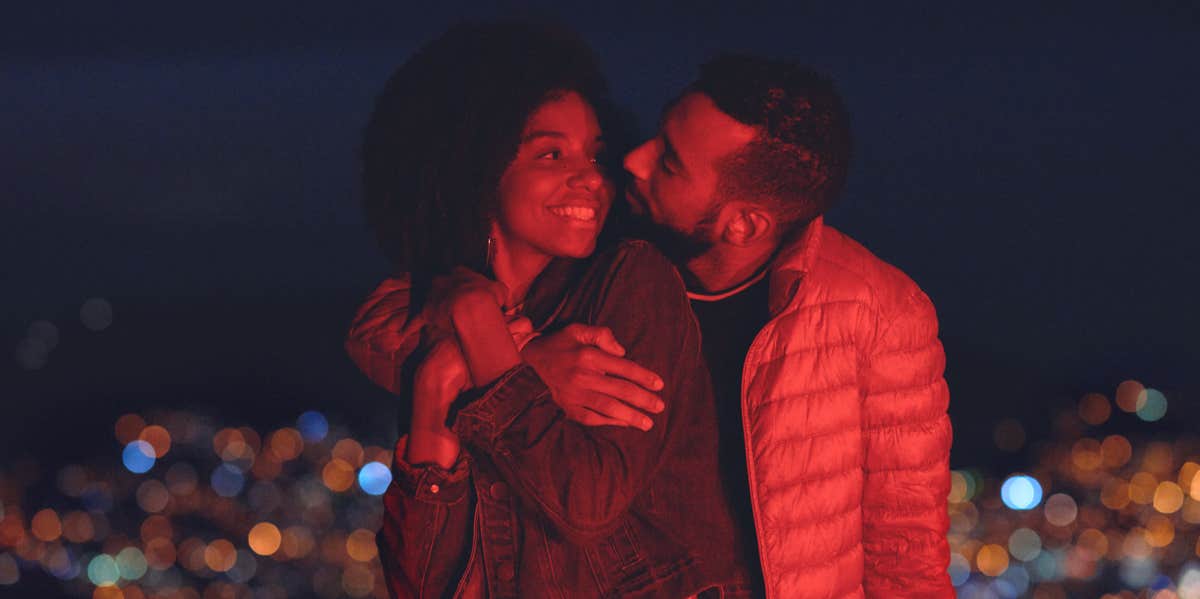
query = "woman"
xmin=357 ymin=22 xmax=754 ymax=598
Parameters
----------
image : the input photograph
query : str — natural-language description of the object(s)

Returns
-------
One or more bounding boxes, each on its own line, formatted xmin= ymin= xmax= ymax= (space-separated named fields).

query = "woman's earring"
xmin=486 ymin=235 xmax=495 ymax=268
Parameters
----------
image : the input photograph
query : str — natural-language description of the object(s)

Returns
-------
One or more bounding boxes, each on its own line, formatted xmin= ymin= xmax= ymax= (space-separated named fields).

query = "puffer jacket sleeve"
xmin=344 ymin=276 xmax=419 ymax=395
xmin=861 ymin=289 xmax=954 ymax=598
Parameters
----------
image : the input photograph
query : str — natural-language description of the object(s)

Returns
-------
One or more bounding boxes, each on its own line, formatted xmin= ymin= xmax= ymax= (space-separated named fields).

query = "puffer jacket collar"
xmin=766 ymin=215 xmax=825 ymax=318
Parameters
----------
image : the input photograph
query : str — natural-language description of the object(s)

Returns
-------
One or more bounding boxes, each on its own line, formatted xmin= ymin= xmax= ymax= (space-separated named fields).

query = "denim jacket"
xmin=362 ymin=240 xmax=756 ymax=598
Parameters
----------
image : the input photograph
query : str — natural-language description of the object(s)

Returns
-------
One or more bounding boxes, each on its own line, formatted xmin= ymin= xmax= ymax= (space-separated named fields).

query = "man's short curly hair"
xmin=360 ymin=21 xmax=613 ymax=308
xmin=690 ymin=54 xmax=852 ymax=232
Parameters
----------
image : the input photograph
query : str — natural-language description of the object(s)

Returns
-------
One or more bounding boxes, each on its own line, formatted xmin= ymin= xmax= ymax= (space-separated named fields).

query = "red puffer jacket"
xmin=740 ymin=216 xmax=953 ymax=598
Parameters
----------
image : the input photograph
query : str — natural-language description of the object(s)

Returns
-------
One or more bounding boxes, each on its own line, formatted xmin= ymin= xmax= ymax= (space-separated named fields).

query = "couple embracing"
xmin=346 ymin=20 xmax=953 ymax=599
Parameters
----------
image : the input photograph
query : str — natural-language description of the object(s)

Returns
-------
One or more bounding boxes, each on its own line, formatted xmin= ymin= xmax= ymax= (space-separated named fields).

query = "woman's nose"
xmin=568 ymin=161 xmax=605 ymax=191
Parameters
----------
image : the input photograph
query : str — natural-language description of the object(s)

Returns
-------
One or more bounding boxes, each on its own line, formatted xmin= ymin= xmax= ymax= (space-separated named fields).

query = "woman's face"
xmin=494 ymin=91 xmax=613 ymax=262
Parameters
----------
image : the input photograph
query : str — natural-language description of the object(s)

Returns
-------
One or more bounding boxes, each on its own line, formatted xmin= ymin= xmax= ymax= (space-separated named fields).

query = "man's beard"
xmin=627 ymin=204 xmax=720 ymax=265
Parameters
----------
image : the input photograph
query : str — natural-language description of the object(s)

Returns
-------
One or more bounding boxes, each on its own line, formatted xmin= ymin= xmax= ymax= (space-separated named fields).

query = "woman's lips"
xmin=547 ymin=204 xmax=598 ymax=223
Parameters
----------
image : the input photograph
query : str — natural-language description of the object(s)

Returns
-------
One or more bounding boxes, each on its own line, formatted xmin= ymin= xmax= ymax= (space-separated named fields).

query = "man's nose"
xmin=623 ymin=139 xmax=657 ymax=180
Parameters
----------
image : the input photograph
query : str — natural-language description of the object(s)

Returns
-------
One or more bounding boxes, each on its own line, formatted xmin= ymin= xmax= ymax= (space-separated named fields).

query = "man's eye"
xmin=659 ymin=153 xmax=675 ymax=174
xmin=536 ymin=149 xmax=562 ymax=160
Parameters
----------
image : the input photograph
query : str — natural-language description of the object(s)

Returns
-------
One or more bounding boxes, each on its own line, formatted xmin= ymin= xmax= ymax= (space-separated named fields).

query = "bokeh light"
xmin=1078 ymin=393 xmax=1111 ymax=426
xmin=122 ymin=440 xmax=156 ymax=474
xmin=31 ymin=508 xmax=62 ymax=542
xmin=211 ymin=464 xmax=245 ymax=497
xmin=346 ymin=529 xmax=378 ymax=562
xmin=358 ymin=461 xmax=392 ymax=496
xmin=0 ymin=553 xmax=20 ymax=585
xmin=80 ymin=297 xmax=114 ymax=331
xmin=248 ymin=522 xmax=282 ymax=556
xmin=1155 ymin=482 xmax=1185 ymax=514
xmin=116 ymin=546 xmax=147 ymax=580
xmin=137 ymin=425 xmax=172 ymax=458
xmin=1116 ymin=380 xmax=1146 ymax=413
xmin=1010 ymin=528 xmax=1043 ymax=561
xmin=12 ymin=378 xmax=1195 ymax=599
xmin=1044 ymin=494 xmax=1078 ymax=527
xmin=1137 ymin=389 xmax=1168 ymax=422
xmin=203 ymin=539 xmax=237 ymax=572
xmin=87 ymin=554 xmax=120 ymax=586
xmin=297 ymin=411 xmax=328 ymax=442
xmin=115 ymin=414 xmax=146 ymax=445
xmin=322 ymin=459 xmax=356 ymax=493
xmin=1002 ymin=475 xmax=1044 ymax=510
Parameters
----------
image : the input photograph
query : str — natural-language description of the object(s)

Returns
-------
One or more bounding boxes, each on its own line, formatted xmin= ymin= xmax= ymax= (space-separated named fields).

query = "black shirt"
xmin=689 ymin=273 xmax=772 ymax=596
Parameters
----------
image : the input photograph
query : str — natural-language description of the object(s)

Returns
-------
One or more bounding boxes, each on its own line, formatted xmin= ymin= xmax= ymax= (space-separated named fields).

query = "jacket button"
xmin=496 ymin=563 xmax=515 ymax=581
xmin=429 ymin=484 xmax=440 ymax=494
xmin=490 ymin=481 xmax=509 ymax=500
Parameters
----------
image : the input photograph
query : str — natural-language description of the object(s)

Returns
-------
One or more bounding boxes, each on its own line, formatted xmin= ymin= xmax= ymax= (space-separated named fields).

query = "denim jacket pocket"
xmin=585 ymin=520 xmax=645 ymax=591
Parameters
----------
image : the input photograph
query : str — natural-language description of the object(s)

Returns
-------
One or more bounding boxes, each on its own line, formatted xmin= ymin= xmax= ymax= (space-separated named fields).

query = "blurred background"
xmin=2 ymin=1 xmax=1198 ymax=597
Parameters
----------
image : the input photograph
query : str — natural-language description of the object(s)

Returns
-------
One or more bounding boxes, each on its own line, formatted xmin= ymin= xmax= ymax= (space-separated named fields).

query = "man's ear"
xmin=720 ymin=203 xmax=774 ymax=247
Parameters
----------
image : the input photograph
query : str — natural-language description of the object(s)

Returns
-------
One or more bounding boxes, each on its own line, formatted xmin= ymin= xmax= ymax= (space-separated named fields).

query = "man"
xmin=348 ymin=54 xmax=953 ymax=598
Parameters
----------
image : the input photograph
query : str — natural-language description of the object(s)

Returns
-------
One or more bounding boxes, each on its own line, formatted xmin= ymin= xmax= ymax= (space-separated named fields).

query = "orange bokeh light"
xmin=31 ymin=509 xmax=62 ymax=542
xmin=138 ymin=425 xmax=172 ymax=458
xmin=976 ymin=543 xmax=1009 ymax=576
xmin=345 ymin=529 xmax=377 ymax=562
xmin=115 ymin=413 xmax=146 ymax=445
xmin=1115 ymin=380 xmax=1145 ymax=413
xmin=203 ymin=539 xmax=237 ymax=572
xmin=268 ymin=428 xmax=304 ymax=461
xmin=1077 ymin=393 xmax=1110 ymax=426
xmin=321 ymin=459 xmax=356 ymax=493
xmin=248 ymin=522 xmax=282 ymax=556
xmin=332 ymin=438 xmax=365 ymax=468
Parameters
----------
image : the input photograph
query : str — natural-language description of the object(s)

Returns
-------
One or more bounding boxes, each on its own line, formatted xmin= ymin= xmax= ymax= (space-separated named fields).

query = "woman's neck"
xmin=488 ymin=229 xmax=552 ymax=308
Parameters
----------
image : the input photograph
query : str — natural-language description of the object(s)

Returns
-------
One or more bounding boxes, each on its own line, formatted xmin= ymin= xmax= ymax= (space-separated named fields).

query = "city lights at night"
xmin=0 ymin=380 xmax=1195 ymax=597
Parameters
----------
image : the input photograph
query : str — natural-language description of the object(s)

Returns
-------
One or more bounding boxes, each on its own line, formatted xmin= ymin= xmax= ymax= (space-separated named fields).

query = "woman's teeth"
xmin=548 ymin=206 xmax=597 ymax=221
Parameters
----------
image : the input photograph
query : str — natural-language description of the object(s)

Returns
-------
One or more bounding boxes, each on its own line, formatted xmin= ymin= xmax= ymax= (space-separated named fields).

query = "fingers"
xmin=505 ymin=316 xmax=533 ymax=336
xmin=585 ymin=350 xmax=664 ymax=392
xmin=565 ymin=324 xmax=625 ymax=357
xmin=566 ymin=406 xmax=647 ymax=430
xmin=577 ymin=373 xmax=664 ymax=419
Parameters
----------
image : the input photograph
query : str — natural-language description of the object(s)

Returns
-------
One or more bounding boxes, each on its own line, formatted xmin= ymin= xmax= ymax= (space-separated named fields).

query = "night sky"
xmin=3 ymin=1 xmax=1198 ymax=471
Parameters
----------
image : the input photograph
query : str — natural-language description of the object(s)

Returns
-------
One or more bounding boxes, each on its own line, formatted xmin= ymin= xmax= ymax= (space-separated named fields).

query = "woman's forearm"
xmin=405 ymin=378 xmax=462 ymax=469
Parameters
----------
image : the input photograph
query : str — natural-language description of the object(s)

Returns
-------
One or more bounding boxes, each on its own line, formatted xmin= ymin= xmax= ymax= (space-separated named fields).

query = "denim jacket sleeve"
xmin=376 ymin=436 xmax=474 ymax=599
xmin=451 ymin=241 xmax=707 ymax=545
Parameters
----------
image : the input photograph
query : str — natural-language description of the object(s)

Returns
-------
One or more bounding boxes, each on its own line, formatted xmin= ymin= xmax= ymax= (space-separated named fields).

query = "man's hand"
xmin=521 ymin=324 xmax=665 ymax=431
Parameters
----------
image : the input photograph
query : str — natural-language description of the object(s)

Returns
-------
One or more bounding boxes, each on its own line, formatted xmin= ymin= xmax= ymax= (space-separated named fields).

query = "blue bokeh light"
xmin=358 ymin=461 xmax=392 ymax=496
xmin=947 ymin=553 xmax=971 ymax=586
xmin=122 ymin=441 xmax=156 ymax=474
xmin=1137 ymin=389 xmax=1168 ymax=422
xmin=211 ymin=464 xmax=246 ymax=497
xmin=297 ymin=411 xmax=328 ymax=442
xmin=87 ymin=554 xmax=120 ymax=586
xmin=1000 ymin=475 xmax=1042 ymax=510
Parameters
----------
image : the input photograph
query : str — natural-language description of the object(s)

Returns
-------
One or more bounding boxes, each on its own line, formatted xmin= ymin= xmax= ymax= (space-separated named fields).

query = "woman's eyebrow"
xmin=521 ymin=130 xmax=567 ymax=143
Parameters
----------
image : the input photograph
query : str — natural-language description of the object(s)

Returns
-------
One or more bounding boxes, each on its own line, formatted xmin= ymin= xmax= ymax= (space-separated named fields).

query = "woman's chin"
xmin=555 ymin=239 xmax=599 ymax=259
